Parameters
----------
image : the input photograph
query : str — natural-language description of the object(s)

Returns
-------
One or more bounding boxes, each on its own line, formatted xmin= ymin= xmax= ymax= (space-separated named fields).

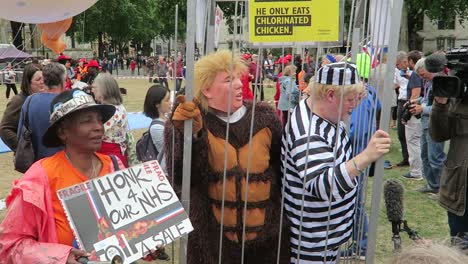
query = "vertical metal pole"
xmin=179 ymin=0 xmax=196 ymax=263
xmin=205 ymin=0 xmax=216 ymax=54
xmin=172 ymin=6 xmax=179 ymax=264
xmin=365 ymin=0 xmax=404 ymax=263
xmin=174 ymin=4 xmax=179 ymax=92
xmin=216 ymin=4 xmax=239 ymax=264
xmin=350 ymin=0 xmax=364 ymax=61
xmin=240 ymin=46 xmax=262 ymax=263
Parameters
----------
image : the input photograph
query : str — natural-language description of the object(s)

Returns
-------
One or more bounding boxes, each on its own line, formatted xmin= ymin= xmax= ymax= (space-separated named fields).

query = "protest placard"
xmin=248 ymin=0 xmax=341 ymax=44
xmin=58 ymin=160 xmax=193 ymax=264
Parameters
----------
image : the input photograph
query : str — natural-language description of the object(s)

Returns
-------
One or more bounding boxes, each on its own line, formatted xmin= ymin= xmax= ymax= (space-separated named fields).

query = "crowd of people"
xmin=0 ymin=48 xmax=466 ymax=264
xmin=390 ymin=49 xmax=468 ymax=247
xmin=0 ymin=53 xmax=173 ymax=262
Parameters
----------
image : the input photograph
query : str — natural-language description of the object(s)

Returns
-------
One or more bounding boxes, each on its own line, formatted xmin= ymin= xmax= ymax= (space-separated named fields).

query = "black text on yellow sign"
xmin=255 ymin=7 xmax=311 ymax=36
xmin=249 ymin=0 xmax=340 ymax=43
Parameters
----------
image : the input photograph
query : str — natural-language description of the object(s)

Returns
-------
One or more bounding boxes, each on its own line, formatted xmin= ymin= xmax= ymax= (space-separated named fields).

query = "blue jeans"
xmin=420 ymin=128 xmax=446 ymax=190
xmin=176 ymin=78 xmax=182 ymax=92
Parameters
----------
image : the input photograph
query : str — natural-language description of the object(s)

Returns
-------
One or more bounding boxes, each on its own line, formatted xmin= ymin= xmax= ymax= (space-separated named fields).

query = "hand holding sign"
xmin=67 ymin=249 xmax=90 ymax=264
xmin=58 ymin=161 xmax=193 ymax=264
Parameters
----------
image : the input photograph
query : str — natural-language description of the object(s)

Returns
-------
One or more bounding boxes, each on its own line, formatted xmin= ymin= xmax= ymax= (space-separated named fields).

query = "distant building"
xmin=217 ymin=15 xmax=248 ymax=52
xmin=417 ymin=15 xmax=468 ymax=53
xmin=0 ymin=19 xmax=9 ymax=44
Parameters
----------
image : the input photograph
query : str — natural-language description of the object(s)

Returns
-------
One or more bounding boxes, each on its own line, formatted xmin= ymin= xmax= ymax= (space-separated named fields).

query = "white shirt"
xmin=215 ymin=105 xmax=247 ymax=123
xmin=264 ymin=59 xmax=273 ymax=70
xmin=394 ymin=68 xmax=409 ymax=100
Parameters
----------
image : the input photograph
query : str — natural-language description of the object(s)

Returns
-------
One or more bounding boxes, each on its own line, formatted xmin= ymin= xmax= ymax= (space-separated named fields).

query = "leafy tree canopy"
xmin=68 ymin=0 xmax=159 ymax=54
xmin=407 ymin=0 xmax=468 ymax=22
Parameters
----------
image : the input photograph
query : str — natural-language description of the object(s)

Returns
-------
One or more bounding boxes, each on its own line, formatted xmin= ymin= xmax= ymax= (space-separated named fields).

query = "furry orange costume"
xmin=165 ymin=50 xmax=289 ymax=263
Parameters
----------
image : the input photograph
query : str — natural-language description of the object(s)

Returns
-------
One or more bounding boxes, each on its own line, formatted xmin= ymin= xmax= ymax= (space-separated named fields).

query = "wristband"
xmin=352 ymin=158 xmax=364 ymax=174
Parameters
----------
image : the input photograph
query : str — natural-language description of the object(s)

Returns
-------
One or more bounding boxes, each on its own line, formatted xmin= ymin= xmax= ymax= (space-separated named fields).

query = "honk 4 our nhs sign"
xmin=249 ymin=0 xmax=340 ymax=43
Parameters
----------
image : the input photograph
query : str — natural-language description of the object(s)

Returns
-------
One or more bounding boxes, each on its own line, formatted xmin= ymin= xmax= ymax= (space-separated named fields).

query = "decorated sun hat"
xmin=42 ymin=89 xmax=116 ymax=147
xmin=316 ymin=62 xmax=360 ymax=86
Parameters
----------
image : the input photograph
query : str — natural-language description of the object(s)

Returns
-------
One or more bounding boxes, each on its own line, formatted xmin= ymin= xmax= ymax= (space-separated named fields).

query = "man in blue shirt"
xmin=342 ymin=84 xmax=381 ymax=260
xmin=402 ymin=51 xmax=424 ymax=180
xmin=17 ymin=63 xmax=65 ymax=167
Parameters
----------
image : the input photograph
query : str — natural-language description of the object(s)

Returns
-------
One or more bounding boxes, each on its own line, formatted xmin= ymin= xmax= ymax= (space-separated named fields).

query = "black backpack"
xmin=136 ymin=119 xmax=164 ymax=162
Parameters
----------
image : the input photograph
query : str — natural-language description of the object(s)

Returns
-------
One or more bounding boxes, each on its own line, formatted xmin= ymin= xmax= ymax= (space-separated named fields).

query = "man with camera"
xmin=428 ymin=50 xmax=468 ymax=241
xmin=401 ymin=51 xmax=424 ymax=181
xmin=407 ymin=57 xmax=446 ymax=196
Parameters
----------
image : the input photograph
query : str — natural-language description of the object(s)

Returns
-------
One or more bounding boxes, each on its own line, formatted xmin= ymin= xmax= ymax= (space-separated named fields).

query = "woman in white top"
xmin=4 ymin=63 xmax=18 ymax=99
xmin=143 ymin=84 xmax=171 ymax=170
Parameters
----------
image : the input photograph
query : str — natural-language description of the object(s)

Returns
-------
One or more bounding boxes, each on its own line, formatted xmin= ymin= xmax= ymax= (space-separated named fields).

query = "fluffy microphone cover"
xmin=384 ymin=179 xmax=404 ymax=222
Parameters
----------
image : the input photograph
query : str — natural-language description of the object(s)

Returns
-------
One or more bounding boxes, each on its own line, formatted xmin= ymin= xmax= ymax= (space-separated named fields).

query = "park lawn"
xmin=0 ymin=79 xmax=450 ymax=263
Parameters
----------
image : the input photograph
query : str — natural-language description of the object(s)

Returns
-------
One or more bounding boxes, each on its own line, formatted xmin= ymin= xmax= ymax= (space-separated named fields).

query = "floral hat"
xmin=42 ymin=89 xmax=115 ymax=147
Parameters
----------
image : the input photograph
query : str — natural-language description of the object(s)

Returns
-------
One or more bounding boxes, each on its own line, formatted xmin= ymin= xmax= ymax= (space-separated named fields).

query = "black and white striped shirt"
xmin=281 ymin=99 xmax=357 ymax=263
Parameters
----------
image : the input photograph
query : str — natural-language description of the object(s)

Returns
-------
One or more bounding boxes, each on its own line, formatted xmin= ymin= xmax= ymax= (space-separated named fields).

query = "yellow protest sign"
xmin=249 ymin=0 xmax=341 ymax=43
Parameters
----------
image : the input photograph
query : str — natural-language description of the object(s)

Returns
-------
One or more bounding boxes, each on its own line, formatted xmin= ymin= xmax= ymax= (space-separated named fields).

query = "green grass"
xmin=263 ymin=82 xmax=450 ymax=263
xmin=369 ymin=126 xmax=450 ymax=263
xmin=0 ymin=79 xmax=451 ymax=263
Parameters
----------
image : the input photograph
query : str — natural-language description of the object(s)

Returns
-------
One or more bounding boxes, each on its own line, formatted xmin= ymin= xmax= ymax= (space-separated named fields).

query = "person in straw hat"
xmin=0 ymin=88 xmax=121 ymax=263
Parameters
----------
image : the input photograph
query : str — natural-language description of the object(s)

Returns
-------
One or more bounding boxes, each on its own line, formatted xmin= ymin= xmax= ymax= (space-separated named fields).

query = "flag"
xmin=214 ymin=5 xmax=224 ymax=48
xmin=369 ymin=0 xmax=392 ymax=46
xmin=196 ymin=0 xmax=208 ymax=45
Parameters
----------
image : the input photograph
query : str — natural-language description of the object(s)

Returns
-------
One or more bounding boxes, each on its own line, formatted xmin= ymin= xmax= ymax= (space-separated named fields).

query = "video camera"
xmin=427 ymin=46 xmax=468 ymax=98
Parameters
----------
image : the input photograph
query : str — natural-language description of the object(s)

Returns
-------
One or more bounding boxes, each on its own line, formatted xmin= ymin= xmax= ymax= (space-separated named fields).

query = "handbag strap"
xmin=148 ymin=119 xmax=165 ymax=142
xmin=110 ymin=155 xmax=120 ymax=171
xmin=22 ymin=95 xmax=34 ymax=130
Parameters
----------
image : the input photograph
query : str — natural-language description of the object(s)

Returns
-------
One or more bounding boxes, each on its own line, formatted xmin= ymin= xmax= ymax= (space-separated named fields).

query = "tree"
xmin=408 ymin=0 xmax=468 ymax=23
xmin=10 ymin=21 xmax=24 ymax=50
xmin=405 ymin=0 xmax=468 ymax=50
xmin=154 ymin=0 xmax=187 ymax=40
xmin=68 ymin=0 xmax=159 ymax=57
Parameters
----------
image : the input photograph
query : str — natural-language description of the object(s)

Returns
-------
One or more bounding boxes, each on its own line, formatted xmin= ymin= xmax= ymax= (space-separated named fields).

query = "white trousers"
xmin=405 ymin=116 xmax=423 ymax=177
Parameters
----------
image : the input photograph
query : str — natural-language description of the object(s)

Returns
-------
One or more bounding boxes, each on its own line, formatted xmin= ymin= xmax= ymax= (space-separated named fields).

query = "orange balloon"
xmin=38 ymin=18 xmax=73 ymax=55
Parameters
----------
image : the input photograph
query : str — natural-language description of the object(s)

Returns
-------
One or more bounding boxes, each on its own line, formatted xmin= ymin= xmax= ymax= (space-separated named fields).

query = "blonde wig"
xmin=194 ymin=50 xmax=247 ymax=112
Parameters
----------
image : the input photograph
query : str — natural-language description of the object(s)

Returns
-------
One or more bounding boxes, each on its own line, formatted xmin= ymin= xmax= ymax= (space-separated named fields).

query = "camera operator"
xmin=429 ymin=68 xmax=468 ymax=240
xmin=409 ymin=57 xmax=446 ymax=196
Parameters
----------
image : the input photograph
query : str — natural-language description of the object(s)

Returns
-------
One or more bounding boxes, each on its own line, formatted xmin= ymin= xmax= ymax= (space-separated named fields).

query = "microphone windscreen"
xmin=384 ymin=179 xmax=404 ymax=222
xmin=425 ymin=53 xmax=447 ymax=73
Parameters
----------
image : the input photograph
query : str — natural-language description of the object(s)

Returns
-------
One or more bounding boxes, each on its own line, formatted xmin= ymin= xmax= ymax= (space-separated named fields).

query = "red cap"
xmin=87 ymin=60 xmax=100 ymax=68
xmin=275 ymin=57 xmax=290 ymax=65
xmin=78 ymin=58 xmax=87 ymax=63
xmin=242 ymin=53 xmax=251 ymax=60
xmin=57 ymin=54 xmax=72 ymax=61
